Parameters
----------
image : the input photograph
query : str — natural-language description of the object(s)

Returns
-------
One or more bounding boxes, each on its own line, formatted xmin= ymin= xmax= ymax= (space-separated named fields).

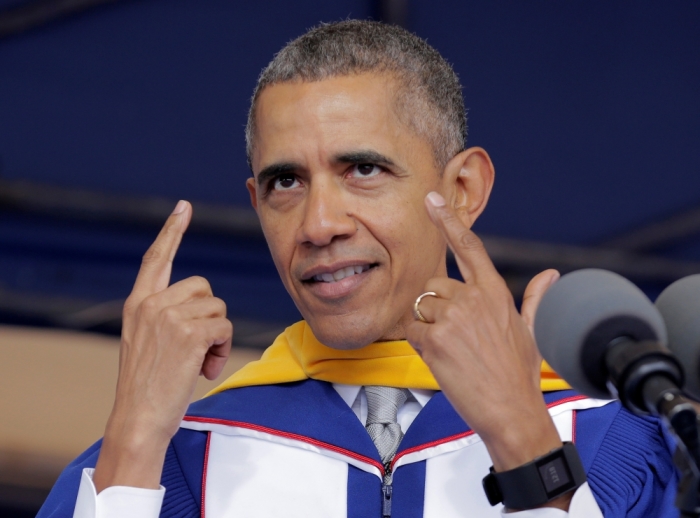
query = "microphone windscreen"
xmin=656 ymin=274 xmax=700 ymax=400
xmin=534 ymin=269 xmax=666 ymax=399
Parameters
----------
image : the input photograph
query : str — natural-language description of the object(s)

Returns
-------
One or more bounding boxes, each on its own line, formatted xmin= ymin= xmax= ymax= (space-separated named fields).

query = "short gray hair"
xmin=245 ymin=20 xmax=466 ymax=170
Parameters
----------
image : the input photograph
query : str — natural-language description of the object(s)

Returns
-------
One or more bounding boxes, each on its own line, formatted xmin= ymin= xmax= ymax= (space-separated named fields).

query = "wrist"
xmin=93 ymin=414 xmax=171 ymax=492
xmin=481 ymin=403 xmax=562 ymax=472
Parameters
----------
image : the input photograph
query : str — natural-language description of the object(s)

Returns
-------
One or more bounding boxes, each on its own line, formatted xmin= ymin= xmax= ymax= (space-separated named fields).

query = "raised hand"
xmin=93 ymin=201 xmax=233 ymax=492
xmin=406 ymin=191 xmax=568 ymax=507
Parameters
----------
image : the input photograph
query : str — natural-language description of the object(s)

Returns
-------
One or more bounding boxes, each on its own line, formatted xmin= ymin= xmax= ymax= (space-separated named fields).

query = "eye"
xmin=272 ymin=174 xmax=300 ymax=191
xmin=349 ymin=163 xmax=382 ymax=178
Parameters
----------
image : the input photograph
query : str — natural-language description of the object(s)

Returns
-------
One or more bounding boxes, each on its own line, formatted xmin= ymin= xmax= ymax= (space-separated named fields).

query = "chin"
xmin=305 ymin=314 xmax=385 ymax=350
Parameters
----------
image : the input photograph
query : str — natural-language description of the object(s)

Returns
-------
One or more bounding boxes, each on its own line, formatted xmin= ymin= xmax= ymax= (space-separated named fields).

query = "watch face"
xmin=538 ymin=456 xmax=575 ymax=497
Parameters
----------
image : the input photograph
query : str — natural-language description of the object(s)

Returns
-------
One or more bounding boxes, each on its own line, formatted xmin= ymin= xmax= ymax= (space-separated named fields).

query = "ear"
xmin=441 ymin=147 xmax=495 ymax=228
xmin=246 ymin=177 xmax=259 ymax=213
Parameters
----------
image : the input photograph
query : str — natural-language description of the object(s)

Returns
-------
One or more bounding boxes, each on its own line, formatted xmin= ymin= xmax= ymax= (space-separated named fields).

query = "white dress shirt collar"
xmin=333 ymin=383 xmax=434 ymax=409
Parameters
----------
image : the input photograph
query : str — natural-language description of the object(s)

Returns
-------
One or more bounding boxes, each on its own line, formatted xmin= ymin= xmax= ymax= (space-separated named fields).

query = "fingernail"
xmin=426 ymin=191 xmax=446 ymax=207
xmin=172 ymin=200 xmax=187 ymax=215
xmin=549 ymin=271 xmax=561 ymax=286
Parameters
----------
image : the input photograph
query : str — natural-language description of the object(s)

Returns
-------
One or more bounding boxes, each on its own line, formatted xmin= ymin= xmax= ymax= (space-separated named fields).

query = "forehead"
xmin=251 ymin=73 xmax=432 ymax=173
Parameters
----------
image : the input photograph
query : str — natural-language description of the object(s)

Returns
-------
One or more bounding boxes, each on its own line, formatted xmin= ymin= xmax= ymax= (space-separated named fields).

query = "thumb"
xmin=521 ymin=269 xmax=560 ymax=336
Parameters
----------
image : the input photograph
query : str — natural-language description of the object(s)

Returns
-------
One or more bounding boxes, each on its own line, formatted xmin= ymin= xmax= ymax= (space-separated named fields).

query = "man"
xmin=39 ymin=20 xmax=677 ymax=517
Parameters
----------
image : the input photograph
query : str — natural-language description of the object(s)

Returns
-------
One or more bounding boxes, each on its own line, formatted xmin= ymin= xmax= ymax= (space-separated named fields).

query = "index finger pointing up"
xmin=131 ymin=200 xmax=192 ymax=302
xmin=424 ymin=191 xmax=499 ymax=284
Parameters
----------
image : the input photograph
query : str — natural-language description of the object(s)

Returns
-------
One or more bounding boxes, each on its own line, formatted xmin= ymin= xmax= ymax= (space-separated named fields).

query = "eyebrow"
xmin=332 ymin=150 xmax=398 ymax=168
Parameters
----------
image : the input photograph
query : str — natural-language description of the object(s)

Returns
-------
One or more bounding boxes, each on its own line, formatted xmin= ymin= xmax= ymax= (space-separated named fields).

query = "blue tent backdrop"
xmin=1 ymin=0 xmax=699 ymax=341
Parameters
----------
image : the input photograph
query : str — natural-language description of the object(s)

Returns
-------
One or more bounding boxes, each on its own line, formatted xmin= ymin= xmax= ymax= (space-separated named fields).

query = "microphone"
xmin=655 ymin=275 xmax=700 ymax=515
xmin=534 ymin=269 xmax=700 ymax=516
xmin=534 ymin=269 xmax=682 ymax=416
xmin=656 ymin=274 xmax=700 ymax=401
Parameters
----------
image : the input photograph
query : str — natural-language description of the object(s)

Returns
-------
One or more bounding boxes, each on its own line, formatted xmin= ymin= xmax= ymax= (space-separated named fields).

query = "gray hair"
xmin=245 ymin=20 xmax=466 ymax=170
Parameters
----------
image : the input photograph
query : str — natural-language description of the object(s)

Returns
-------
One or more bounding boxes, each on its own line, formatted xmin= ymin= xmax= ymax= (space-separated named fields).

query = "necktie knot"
xmin=365 ymin=386 xmax=409 ymax=465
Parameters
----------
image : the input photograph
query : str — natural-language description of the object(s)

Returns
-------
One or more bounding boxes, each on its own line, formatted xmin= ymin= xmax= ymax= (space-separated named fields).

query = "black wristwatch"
xmin=482 ymin=441 xmax=586 ymax=510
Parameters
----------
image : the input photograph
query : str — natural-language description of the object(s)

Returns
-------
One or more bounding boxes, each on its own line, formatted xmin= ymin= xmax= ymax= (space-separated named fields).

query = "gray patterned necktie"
xmin=365 ymin=386 xmax=410 ymax=465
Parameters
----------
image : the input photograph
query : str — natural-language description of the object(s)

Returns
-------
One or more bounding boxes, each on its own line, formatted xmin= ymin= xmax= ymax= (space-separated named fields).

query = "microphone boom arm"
xmin=606 ymin=338 xmax=700 ymax=516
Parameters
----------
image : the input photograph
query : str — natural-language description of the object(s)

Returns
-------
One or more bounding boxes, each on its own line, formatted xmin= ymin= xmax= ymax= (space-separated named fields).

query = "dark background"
xmin=0 ymin=1 xmax=699 ymax=513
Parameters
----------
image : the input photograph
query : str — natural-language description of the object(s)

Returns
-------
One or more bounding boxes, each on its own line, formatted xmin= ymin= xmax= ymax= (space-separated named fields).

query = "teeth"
xmin=313 ymin=265 xmax=371 ymax=283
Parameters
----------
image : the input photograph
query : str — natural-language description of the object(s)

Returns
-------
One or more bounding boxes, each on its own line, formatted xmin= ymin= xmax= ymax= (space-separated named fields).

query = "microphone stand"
xmin=647 ymin=379 xmax=700 ymax=517
xmin=606 ymin=339 xmax=700 ymax=516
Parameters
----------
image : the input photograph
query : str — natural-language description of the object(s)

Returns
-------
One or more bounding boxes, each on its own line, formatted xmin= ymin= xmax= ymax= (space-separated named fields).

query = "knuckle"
xmin=456 ymin=230 xmax=483 ymax=252
xmin=193 ymin=275 xmax=212 ymax=294
xmin=141 ymin=245 xmax=164 ymax=265
xmin=435 ymin=327 xmax=451 ymax=346
xmin=161 ymin=305 xmax=180 ymax=324
xmin=223 ymin=320 xmax=234 ymax=338
xmin=179 ymin=322 xmax=195 ymax=338
xmin=140 ymin=295 xmax=160 ymax=314
xmin=425 ymin=277 xmax=447 ymax=293
xmin=443 ymin=303 xmax=463 ymax=322
xmin=215 ymin=298 xmax=228 ymax=316
xmin=458 ymin=287 xmax=479 ymax=307
xmin=490 ymin=282 xmax=513 ymax=306
xmin=123 ymin=296 xmax=138 ymax=314
xmin=439 ymin=209 xmax=459 ymax=225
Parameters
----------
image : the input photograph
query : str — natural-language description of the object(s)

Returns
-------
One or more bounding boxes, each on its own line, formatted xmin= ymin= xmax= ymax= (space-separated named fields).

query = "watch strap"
xmin=482 ymin=441 xmax=586 ymax=509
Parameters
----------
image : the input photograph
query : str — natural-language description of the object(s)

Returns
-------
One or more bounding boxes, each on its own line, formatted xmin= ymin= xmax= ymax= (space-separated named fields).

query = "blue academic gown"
xmin=38 ymin=380 xmax=679 ymax=517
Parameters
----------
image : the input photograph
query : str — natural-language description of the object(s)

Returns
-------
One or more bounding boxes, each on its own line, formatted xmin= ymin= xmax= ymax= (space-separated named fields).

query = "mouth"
xmin=299 ymin=262 xmax=379 ymax=300
xmin=301 ymin=263 xmax=378 ymax=284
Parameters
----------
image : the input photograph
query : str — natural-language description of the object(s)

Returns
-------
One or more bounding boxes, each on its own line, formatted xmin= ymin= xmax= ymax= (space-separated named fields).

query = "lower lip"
xmin=304 ymin=268 xmax=373 ymax=300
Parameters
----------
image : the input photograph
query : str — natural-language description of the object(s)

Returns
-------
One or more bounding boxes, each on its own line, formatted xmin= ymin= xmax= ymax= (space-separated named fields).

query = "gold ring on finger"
xmin=413 ymin=291 xmax=439 ymax=323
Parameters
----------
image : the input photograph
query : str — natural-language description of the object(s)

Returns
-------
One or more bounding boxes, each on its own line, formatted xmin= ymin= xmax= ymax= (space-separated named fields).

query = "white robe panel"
xmin=204 ymin=432 xmax=349 ymax=518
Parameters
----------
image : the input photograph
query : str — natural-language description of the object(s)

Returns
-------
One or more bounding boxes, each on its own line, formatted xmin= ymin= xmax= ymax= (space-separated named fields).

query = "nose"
xmin=296 ymin=178 xmax=357 ymax=247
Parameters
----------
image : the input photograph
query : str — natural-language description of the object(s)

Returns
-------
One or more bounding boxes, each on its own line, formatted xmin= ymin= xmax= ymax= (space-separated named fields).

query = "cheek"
xmin=378 ymin=202 xmax=445 ymax=279
xmin=260 ymin=216 xmax=297 ymax=283
xmin=403 ymin=229 xmax=445 ymax=281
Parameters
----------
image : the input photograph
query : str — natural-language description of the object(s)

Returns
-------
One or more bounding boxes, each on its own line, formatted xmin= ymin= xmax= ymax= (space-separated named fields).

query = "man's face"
xmin=247 ymin=73 xmax=450 ymax=349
